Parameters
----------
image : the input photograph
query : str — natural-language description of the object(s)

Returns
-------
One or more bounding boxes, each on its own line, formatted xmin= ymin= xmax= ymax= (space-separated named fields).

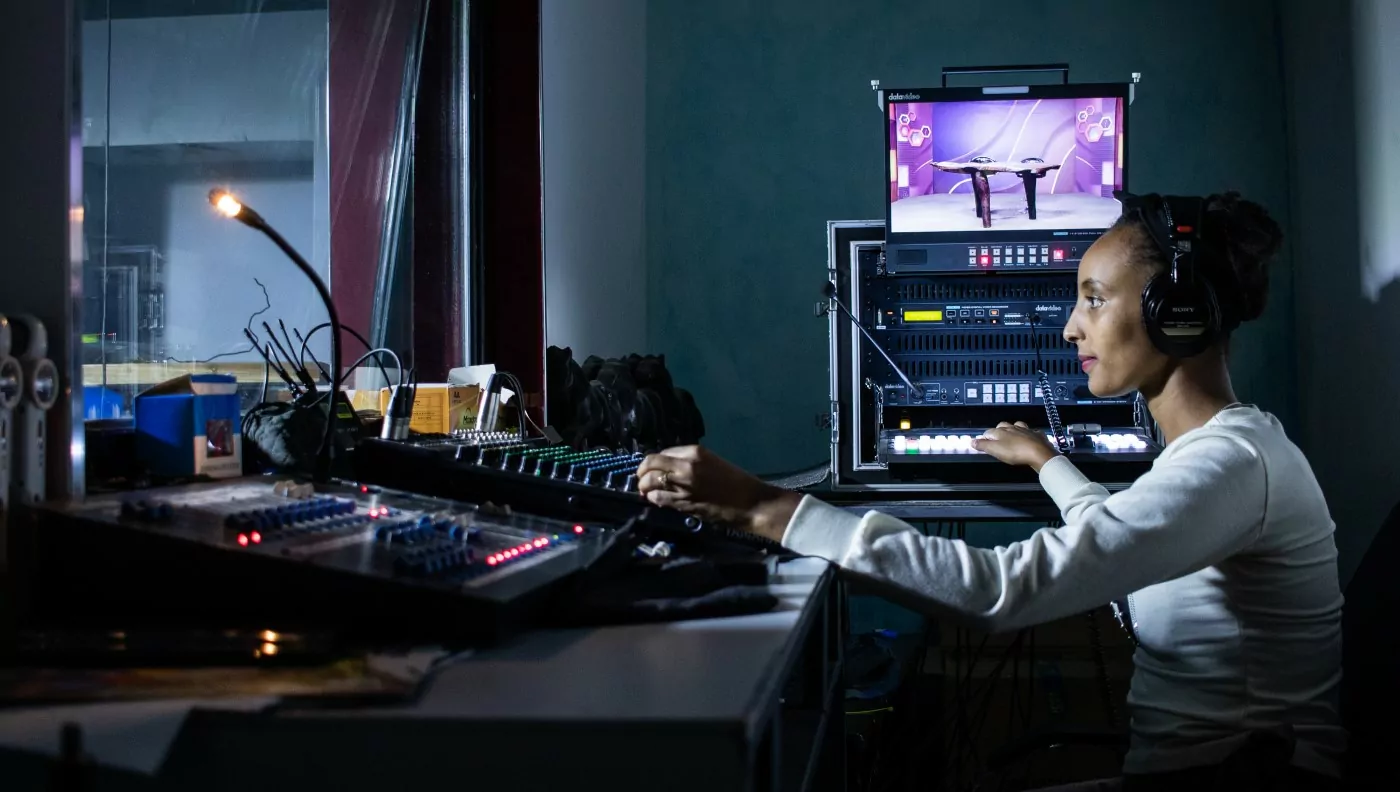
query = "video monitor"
xmin=883 ymin=83 xmax=1129 ymax=272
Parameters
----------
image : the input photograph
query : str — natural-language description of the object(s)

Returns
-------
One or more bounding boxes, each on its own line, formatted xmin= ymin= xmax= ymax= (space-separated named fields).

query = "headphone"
xmin=1115 ymin=191 xmax=1239 ymax=357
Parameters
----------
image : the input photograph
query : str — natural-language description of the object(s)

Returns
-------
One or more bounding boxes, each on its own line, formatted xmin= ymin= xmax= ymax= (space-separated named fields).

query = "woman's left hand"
xmin=971 ymin=421 xmax=1060 ymax=471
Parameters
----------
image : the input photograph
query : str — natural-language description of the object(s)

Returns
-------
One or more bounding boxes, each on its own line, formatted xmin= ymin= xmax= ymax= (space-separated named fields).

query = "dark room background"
xmin=542 ymin=0 xmax=1394 ymax=582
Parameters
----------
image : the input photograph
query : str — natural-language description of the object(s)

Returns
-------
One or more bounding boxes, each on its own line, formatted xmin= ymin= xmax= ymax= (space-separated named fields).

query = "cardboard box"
xmin=134 ymin=373 xmax=242 ymax=479
xmin=343 ymin=388 xmax=383 ymax=413
xmin=378 ymin=383 xmax=481 ymax=435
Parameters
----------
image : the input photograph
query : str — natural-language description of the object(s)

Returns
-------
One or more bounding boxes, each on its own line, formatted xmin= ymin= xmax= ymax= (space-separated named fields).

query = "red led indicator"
xmin=360 ymin=485 xmax=369 ymax=493
xmin=250 ymin=531 xmax=262 ymax=544
xmin=237 ymin=534 xmax=249 ymax=547
xmin=574 ymin=525 xmax=585 ymax=534
xmin=508 ymin=549 xmax=518 ymax=557
xmin=1052 ymin=249 xmax=1065 ymax=261
xmin=1176 ymin=225 xmax=1193 ymax=233
xmin=979 ymin=255 xmax=990 ymax=265
xmin=487 ymin=556 xmax=499 ymax=566
xmin=541 ymin=538 xmax=550 ymax=546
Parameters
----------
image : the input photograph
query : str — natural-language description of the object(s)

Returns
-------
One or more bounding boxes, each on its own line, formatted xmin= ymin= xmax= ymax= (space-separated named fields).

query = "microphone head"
xmin=822 ymin=281 xmax=837 ymax=299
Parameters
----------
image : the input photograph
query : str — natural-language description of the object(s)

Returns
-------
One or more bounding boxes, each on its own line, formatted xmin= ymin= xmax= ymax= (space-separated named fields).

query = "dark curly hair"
xmin=1111 ymin=191 xmax=1283 ymax=325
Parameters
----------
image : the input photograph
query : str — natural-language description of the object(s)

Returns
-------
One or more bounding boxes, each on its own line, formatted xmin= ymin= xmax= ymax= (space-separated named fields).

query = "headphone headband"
xmin=1114 ymin=192 xmax=1203 ymax=279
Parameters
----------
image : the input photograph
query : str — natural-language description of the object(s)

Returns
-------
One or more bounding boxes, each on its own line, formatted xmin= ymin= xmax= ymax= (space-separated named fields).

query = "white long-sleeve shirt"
xmin=782 ymin=404 xmax=1345 ymax=777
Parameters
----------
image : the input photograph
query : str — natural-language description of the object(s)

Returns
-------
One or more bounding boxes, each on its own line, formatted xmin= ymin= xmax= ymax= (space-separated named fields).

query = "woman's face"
xmin=1062 ymin=227 xmax=1173 ymax=397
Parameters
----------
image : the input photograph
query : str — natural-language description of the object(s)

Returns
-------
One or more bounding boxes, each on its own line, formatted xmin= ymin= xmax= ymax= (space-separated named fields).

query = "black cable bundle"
xmin=1087 ymin=607 xmax=1124 ymax=731
xmin=545 ymin=345 xmax=705 ymax=452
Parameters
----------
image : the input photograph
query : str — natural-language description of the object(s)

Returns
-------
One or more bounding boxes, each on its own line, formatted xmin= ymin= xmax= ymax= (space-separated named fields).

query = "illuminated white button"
xmin=893 ymin=435 xmax=908 ymax=452
xmin=967 ymin=387 xmax=978 ymax=398
xmin=932 ymin=435 xmax=951 ymax=451
xmin=918 ymin=435 xmax=932 ymax=452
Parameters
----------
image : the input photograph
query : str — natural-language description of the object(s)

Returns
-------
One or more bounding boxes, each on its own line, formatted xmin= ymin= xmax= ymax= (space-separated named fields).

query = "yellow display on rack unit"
xmin=902 ymin=309 xmax=943 ymax=322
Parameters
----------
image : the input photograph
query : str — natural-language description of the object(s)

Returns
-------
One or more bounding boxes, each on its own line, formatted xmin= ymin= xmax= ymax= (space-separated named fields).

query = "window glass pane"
xmin=81 ymin=0 xmax=330 ymax=419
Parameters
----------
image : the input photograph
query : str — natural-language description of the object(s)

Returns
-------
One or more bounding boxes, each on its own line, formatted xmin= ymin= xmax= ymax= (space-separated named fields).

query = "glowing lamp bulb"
xmin=212 ymin=192 xmax=243 ymax=218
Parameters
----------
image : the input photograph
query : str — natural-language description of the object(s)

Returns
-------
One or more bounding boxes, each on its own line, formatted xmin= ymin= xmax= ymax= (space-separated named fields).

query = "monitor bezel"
xmin=882 ymin=82 xmax=1132 ymax=246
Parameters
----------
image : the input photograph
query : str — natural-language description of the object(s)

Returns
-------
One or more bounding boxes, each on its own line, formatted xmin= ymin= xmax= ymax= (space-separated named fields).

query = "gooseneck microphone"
xmin=823 ymin=282 xmax=925 ymax=401
xmin=211 ymin=189 xmax=342 ymax=480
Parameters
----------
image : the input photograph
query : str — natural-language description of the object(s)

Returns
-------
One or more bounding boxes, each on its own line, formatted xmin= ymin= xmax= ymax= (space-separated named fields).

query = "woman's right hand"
xmin=636 ymin=445 xmax=802 ymax=542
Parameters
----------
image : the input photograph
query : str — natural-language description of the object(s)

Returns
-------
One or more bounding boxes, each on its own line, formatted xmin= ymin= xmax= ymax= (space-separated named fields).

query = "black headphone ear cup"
xmin=1141 ymin=274 xmax=1221 ymax=358
xmin=627 ymin=388 xmax=665 ymax=451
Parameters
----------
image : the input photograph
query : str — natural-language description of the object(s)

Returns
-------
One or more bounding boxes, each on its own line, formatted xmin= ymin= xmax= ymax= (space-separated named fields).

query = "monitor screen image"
xmin=888 ymin=95 xmax=1126 ymax=236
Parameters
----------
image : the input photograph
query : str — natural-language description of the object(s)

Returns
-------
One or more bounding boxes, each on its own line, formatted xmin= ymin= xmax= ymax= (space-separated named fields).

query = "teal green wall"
xmin=646 ymin=0 xmax=1296 ymax=473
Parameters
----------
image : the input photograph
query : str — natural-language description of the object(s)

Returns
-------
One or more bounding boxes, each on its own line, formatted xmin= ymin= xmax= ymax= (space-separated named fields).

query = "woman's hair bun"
xmin=1202 ymin=191 xmax=1283 ymax=324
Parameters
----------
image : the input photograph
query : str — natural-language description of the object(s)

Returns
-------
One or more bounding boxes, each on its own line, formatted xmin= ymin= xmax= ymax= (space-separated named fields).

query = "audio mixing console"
xmin=353 ymin=436 xmax=789 ymax=555
xmin=16 ymin=477 xmax=621 ymax=644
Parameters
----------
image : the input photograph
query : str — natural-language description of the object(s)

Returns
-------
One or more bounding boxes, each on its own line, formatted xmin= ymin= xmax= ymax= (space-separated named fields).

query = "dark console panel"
xmin=883 ymin=238 xmax=1095 ymax=274
xmin=352 ymin=436 xmax=788 ymax=556
xmin=15 ymin=478 xmax=621 ymax=644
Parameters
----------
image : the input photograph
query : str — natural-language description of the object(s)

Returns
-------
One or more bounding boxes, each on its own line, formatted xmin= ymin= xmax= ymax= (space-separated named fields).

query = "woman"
xmin=636 ymin=192 xmax=1344 ymax=790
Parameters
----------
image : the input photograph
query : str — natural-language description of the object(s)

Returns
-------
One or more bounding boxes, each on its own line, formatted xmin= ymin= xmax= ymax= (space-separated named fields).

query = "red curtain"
xmin=328 ymin=0 xmax=417 ymax=363
xmin=330 ymin=0 xmax=543 ymax=404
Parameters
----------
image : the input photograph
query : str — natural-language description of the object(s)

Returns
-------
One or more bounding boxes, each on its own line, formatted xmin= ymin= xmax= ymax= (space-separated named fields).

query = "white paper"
xmin=0 ymin=697 xmax=276 ymax=775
